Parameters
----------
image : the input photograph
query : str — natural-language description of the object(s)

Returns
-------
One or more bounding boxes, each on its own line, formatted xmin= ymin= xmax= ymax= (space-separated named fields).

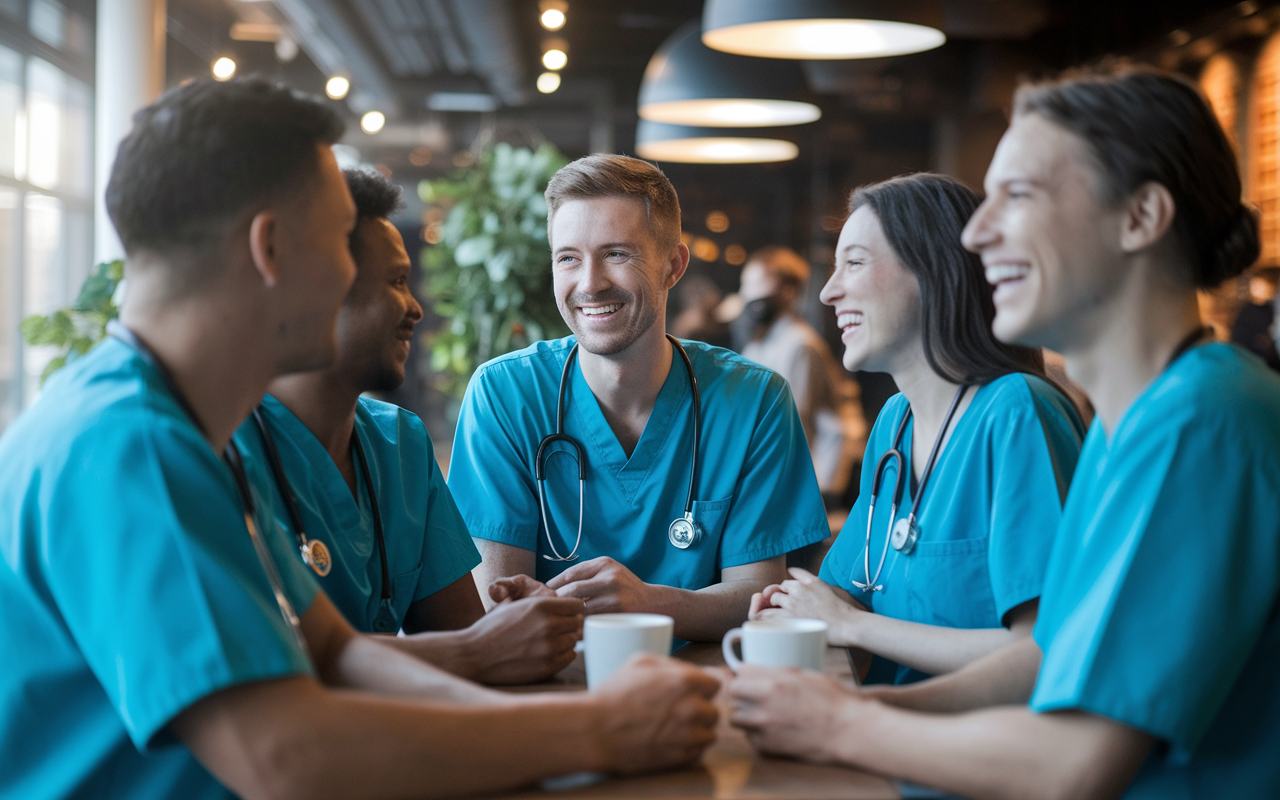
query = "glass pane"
xmin=29 ymin=0 xmax=65 ymax=50
xmin=25 ymin=57 xmax=92 ymax=198
xmin=23 ymin=192 xmax=63 ymax=404
xmin=0 ymin=0 xmax=22 ymax=22
xmin=0 ymin=46 xmax=20 ymax=180
xmin=0 ymin=189 xmax=16 ymax=430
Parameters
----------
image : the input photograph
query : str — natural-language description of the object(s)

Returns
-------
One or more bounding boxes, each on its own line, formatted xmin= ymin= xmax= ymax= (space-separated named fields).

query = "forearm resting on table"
xmin=863 ymin=636 xmax=1042 ymax=713
xmin=838 ymin=599 xmax=1038 ymax=677
xmin=658 ymin=561 xmax=785 ymax=642
xmin=472 ymin=538 xmax=536 ymax=610
xmin=174 ymin=675 xmax=605 ymax=800
xmin=829 ymin=701 xmax=1153 ymax=800
xmin=373 ymin=629 xmax=489 ymax=684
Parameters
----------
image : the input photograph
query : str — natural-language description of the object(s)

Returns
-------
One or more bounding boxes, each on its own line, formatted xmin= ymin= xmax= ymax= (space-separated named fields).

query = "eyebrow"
xmin=840 ymin=244 xmax=870 ymax=256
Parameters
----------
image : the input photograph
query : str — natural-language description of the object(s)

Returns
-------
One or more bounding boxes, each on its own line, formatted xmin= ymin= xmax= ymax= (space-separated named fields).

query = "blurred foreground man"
xmin=232 ymin=168 xmax=581 ymax=685
xmin=450 ymin=155 xmax=830 ymax=643
xmin=738 ymin=246 xmax=867 ymax=499
xmin=0 ymin=79 xmax=718 ymax=800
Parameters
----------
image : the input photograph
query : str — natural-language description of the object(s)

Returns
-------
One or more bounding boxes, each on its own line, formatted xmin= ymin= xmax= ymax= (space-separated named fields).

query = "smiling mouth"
xmin=579 ymin=303 xmax=624 ymax=318
xmin=986 ymin=264 xmax=1031 ymax=296
xmin=836 ymin=311 xmax=864 ymax=337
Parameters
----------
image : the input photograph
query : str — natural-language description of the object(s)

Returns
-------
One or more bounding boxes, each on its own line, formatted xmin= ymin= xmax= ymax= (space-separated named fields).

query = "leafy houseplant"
xmin=420 ymin=142 xmax=570 ymax=400
xmin=22 ymin=260 xmax=123 ymax=383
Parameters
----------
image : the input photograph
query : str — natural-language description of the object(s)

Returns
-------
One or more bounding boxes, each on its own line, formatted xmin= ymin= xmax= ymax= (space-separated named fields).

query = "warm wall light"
xmin=542 ymin=48 xmax=568 ymax=70
xmin=211 ymin=57 xmax=236 ymax=81
xmin=706 ymin=211 xmax=730 ymax=232
xmin=537 ymin=72 xmax=562 ymax=93
xmin=541 ymin=8 xmax=566 ymax=30
xmin=409 ymin=147 xmax=433 ymax=166
xmin=701 ymin=0 xmax=945 ymax=60
xmin=325 ymin=76 xmax=350 ymax=99
xmin=361 ymin=111 xmax=385 ymax=134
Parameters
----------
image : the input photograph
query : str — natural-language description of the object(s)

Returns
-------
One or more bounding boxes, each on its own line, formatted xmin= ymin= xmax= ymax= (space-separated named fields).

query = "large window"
xmin=0 ymin=0 xmax=94 ymax=430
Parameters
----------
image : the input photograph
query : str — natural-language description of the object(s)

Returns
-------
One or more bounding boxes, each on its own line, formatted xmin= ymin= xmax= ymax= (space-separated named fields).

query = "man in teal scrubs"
xmin=234 ymin=168 xmax=581 ymax=684
xmin=0 ymin=78 xmax=720 ymax=800
xmin=725 ymin=67 xmax=1280 ymax=799
xmin=449 ymin=155 xmax=830 ymax=643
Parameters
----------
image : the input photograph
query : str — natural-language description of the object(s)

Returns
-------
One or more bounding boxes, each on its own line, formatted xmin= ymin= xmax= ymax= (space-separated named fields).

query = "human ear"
xmin=247 ymin=210 xmax=280 ymax=288
xmin=665 ymin=241 xmax=691 ymax=290
xmin=1119 ymin=181 xmax=1177 ymax=254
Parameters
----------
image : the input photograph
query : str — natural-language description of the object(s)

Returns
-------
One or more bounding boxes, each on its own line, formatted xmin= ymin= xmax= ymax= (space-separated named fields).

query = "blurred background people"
xmin=736 ymin=246 xmax=867 ymax=503
xmin=668 ymin=273 xmax=732 ymax=350
xmin=1230 ymin=268 xmax=1280 ymax=371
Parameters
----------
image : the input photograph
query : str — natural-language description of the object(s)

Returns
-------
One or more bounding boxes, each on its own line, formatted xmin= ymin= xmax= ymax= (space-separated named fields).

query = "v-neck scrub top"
xmin=0 ymin=339 xmax=317 ymax=800
xmin=233 ymin=395 xmax=481 ymax=634
xmin=819 ymin=373 xmax=1085 ymax=685
xmin=1030 ymin=344 xmax=1280 ymax=798
xmin=448 ymin=337 xmax=830 ymax=587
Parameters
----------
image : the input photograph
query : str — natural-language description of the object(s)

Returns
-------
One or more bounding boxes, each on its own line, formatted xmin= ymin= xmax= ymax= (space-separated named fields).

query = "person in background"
xmin=669 ymin=273 xmax=733 ymax=350
xmin=737 ymin=246 xmax=867 ymax=500
xmin=449 ymin=155 xmax=830 ymax=644
xmin=0 ymin=77 xmax=720 ymax=800
xmin=1229 ymin=267 xmax=1280 ymax=371
xmin=751 ymin=174 xmax=1084 ymax=696
xmin=232 ymin=167 xmax=581 ymax=685
xmin=731 ymin=66 xmax=1280 ymax=800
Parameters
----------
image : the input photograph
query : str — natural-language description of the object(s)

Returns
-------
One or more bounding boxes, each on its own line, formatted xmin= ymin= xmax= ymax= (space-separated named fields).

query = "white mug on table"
xmin=584 ymin=613 xmax=674 ymax=689
xmin=722 ymin=618 xmax=828 ymax=671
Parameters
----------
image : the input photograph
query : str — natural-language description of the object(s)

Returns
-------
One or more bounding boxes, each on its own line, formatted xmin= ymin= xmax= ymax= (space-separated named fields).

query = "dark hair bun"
xmin=1203 ymin=203 xmax=1260 ymax=287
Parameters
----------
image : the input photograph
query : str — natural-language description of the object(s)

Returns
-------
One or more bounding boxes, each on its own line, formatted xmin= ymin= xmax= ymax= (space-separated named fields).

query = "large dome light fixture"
xmin=636 ymin=121 xmax=799 ymax=164
xmin=639 ymin=22 xmax=820 ymax=128
xmin=702 ymin=0 xmax=946 ymax=60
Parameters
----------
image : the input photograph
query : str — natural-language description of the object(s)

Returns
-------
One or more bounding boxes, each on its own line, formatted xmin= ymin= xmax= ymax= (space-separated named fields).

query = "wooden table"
xmin=485 ymin=643 xmax=900 ymax=800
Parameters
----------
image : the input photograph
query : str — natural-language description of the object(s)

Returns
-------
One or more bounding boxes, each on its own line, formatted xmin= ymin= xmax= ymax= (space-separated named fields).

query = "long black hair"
xmin=848 ymin=173 xmax=1046 ymax=385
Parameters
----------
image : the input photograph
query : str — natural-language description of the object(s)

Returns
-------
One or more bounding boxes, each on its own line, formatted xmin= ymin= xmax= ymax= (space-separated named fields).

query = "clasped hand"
xmin=545 ymin=556 xmax=657 ymax=615
xmin=749 ymin=567 xmax=866 ymax=645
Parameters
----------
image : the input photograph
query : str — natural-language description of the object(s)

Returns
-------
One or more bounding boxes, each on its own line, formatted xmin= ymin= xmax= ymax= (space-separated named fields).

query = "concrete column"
xmin=94 ymin=0 xmax=165 ymax=264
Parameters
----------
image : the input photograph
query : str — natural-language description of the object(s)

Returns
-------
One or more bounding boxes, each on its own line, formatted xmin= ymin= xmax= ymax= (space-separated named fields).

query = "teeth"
xmin=581 ymin=304 xmax=622 ymax=316
xmin=837 ymin=312 xmax=863 ymax=328
xmin=985 ymin=264 xmax=1030 ymax=285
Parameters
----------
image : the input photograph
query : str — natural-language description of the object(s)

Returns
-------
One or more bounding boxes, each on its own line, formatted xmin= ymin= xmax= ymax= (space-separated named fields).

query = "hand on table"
xmin=728 ymin=663 xmax=860 ymax=764
xmin=488 ymin=574 xmax=556 ymax=604
xmin=749 ymin=568 xmax=866 ymax=646
xmin=466 ymin=595 xmax=583 ymax=685
xmin=547 ymin=557 xmax=655 ymax=615
xmin=592 ymin=654 xmax=721 ymax=774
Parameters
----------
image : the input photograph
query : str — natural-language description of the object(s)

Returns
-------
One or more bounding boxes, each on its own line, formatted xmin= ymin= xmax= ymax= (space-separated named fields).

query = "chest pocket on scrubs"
xmin=692 ymin=496 xmax=732 ymax=544
xmin=382 ymin=561 xmax=423 ymax=633
xmin=903 ymin=537 xmax=996 ymax=629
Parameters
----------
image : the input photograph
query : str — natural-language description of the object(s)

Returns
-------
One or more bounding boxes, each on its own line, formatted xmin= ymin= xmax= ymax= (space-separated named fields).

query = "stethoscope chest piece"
xmin=301 ymin=539 xmax=333 ymax=577
xmin=890 ymin=518 xmax=919 ymax=555
xmin=668 ymin=513 xmax=702 ymax=550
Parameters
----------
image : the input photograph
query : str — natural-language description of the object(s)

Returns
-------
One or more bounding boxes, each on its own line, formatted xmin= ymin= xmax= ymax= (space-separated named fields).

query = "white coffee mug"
xmin=584 ymin=613 xmax=674 ymax=689
xmin=722 ymin=618 xmax=828 ymax=671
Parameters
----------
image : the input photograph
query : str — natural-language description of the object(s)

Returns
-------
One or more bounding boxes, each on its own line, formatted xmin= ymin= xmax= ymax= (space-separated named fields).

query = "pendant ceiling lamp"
xmin=638 ymin=22 xmax=820 ymax=128
xmin=636 ymin=121 xmax=799 ymax=165
xmin=702 ymin=0 xmax=946 ymax=60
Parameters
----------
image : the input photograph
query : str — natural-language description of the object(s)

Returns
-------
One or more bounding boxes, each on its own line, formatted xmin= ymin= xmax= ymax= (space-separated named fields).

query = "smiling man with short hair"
xmin=448 ymin=154 xmax=829 ymax=643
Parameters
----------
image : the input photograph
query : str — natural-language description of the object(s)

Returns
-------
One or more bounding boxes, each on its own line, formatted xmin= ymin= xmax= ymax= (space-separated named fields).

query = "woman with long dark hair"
xmin=752 ymin=172 xmax=1085 ymax=688
xmin=731 ymin=66 xmax=1280 ymax=799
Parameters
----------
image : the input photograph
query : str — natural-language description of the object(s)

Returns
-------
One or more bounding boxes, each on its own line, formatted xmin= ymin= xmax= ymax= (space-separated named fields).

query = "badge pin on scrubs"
xmin=301 ymin=539 xmax=333 ymax=577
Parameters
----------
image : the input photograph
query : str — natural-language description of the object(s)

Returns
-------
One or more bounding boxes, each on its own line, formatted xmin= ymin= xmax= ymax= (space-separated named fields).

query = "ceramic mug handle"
xmin=722 ymin=627 xmax=745 ymax=671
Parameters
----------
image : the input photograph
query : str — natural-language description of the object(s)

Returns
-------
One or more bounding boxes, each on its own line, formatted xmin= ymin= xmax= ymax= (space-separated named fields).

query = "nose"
xmin=578 ymin=255 xmax=612 ymax=296
xmin=406 ymin=291 xmax=424 ymax=324
xmin=961 ymin=197 xmax=998 ymax=254
xmin=819 ymin=268 xmax=841 ymax=308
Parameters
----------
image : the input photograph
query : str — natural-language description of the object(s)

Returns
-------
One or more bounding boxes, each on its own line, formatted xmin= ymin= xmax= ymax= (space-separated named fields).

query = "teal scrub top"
xmin=448 ymin=337 xmax=830 ymax=588
xmin=233 ymin=395 xmax=482 ymax=634
xmin=0 ymin=338 xmax=318 ymax=800
xmin=819 ymin=373 xmax=1084 ymax=685
xmin=1031 ymin=344 xmax=1280 ymax=799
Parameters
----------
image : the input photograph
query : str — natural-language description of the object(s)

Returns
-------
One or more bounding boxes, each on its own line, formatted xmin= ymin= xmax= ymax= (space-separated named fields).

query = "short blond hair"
xmin=545 ymin=154 xmax=682 ymax=251
xmin=746 ymin=245 xmax=810 ymax=288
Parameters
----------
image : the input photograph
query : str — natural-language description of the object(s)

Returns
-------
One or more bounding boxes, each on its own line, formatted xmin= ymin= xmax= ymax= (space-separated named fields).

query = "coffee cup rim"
xmin=741 ymin=618 xmax=828 ymax=633
xmin=585 ymin=613 xmax=674 ymax=629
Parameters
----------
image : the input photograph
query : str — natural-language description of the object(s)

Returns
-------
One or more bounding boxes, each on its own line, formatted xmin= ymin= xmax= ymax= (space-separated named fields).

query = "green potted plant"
xmin=420 ymin=142 xmax=569 ymax=401
xmin=21 ymin=260 xmax=123 ymax=383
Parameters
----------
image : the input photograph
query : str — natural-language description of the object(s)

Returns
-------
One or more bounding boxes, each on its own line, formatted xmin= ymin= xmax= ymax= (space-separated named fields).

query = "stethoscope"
xmin=106 ymin=321 xmax=311 ymax=659
xmin=251 ymin=409 xmax=400 ymax=634
xmin=536 ymin=334 xmax=703 ymax=561
xmin=853 ymin=383 xmax=970 ymax=594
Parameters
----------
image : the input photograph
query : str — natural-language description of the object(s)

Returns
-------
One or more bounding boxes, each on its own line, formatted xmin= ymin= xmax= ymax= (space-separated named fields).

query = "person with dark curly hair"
xmin=232 ymin=167 xmax=582 ymax=686
xmin=729 ymin=65 xmax=1280 ymax=800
